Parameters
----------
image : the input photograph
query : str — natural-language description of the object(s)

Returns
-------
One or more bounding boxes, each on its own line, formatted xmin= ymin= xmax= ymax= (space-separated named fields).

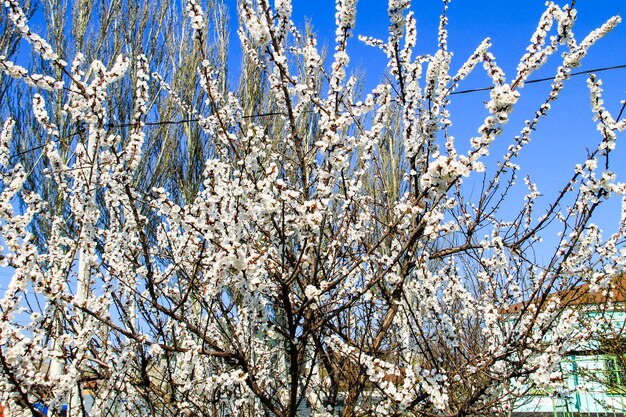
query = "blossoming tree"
xmin=0 ymin=0 xmax=625 ymax=416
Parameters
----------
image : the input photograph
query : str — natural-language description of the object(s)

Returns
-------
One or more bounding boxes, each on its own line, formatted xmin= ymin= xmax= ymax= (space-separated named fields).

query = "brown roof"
xmin=500 ymin=275 xmax=626 ymax=315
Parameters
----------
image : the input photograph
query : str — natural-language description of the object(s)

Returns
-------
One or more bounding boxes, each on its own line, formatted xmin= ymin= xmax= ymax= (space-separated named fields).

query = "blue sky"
xmin=224 ymin=1 xmax=625 ymax=92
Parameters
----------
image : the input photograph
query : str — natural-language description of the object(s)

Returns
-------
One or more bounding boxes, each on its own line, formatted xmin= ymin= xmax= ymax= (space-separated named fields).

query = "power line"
xmin=115 ymin=62 xmax=623 ymax=126
xmin=102 ymin=111 xmax=285 ymax=129
xmin=451 ymin=63 xmax=626 ymax=96
xmin=7 ymin=62 xmax=626 ymax=161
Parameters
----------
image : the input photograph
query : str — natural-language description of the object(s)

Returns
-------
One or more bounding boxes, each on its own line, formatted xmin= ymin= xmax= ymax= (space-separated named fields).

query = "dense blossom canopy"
xmin=0 ymin=0 xmax=625 ymax=416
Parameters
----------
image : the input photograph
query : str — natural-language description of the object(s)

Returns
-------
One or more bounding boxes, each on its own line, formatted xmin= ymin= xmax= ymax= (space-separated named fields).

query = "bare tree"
xmin=0 ymin=1 xmax=625 ymax=417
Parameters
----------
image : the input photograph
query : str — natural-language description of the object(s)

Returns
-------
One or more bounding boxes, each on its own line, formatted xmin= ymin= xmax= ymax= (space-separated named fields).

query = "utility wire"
xmin=117 ymin=62 xmax=625 ymax=126
xmin=8 ymin=62 xmax=626 ymax=161
xmin=451 ymin=63 xmax=626 ymax=95
xmin=102 ymin=111 xmax=285 ymax=129
xmin=99 ymin=63 xmax=626 ymax=129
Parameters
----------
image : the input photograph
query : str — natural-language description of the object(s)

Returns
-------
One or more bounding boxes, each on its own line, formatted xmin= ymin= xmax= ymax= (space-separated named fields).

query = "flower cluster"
xmin=0 ymin=57 xmax=64 ymax=91
xmin=186 ymin=0 xmax=205 ymax=33
xmin=124 ymin=54 xmax=150 ymax=170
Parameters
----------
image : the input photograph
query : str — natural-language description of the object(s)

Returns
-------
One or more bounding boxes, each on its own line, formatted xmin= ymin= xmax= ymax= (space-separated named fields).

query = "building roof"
xmin=500 ymin=275 xmax=626 ymax=315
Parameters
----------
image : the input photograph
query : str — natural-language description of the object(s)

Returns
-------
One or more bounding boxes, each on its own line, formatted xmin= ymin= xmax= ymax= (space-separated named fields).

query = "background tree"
xmin=0 ymin=1 xmax=625 ymax=417
xmin=4 ymin=0 xmax=232 ymax=250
